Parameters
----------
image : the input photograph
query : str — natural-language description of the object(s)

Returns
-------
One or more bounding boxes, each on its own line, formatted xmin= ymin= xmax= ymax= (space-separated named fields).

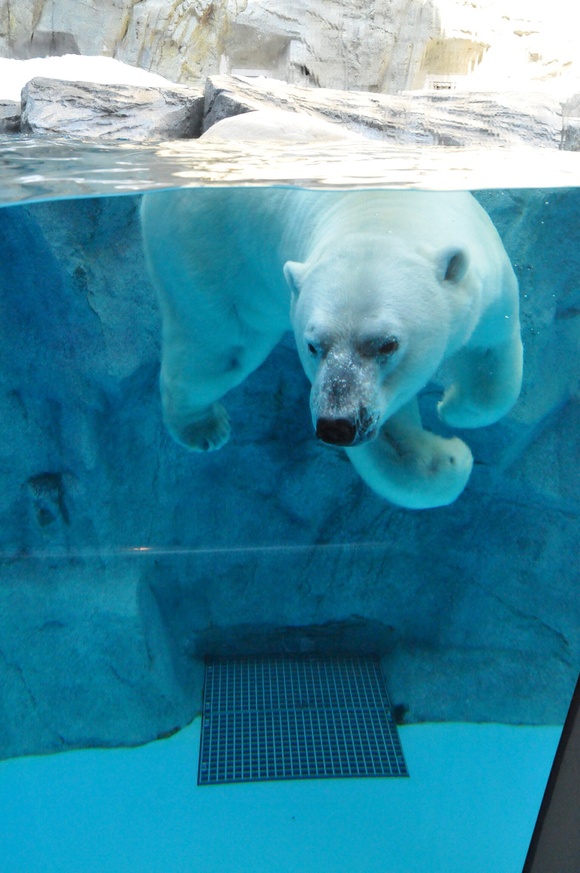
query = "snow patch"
xmin=0 ymin=55 xmax=175 ymax=102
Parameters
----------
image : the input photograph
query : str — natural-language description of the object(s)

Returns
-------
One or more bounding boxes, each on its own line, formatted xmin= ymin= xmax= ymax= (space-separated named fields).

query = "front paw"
xmin=426 ymin=434 xmax=473 ymax=483
xmin=396 ymin=431 xmax=474 ymax=505
xmin=165 ymin=402 xmax=231 ymax=452
xmin=346 ymin=426 xmax=474 ymax=509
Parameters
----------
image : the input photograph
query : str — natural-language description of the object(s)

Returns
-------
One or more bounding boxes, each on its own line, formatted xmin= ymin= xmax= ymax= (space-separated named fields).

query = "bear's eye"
xmin=307 ymin=343 xmax=318 ymax=356
xmin=377 ymin=337 xmax=399 ymax=356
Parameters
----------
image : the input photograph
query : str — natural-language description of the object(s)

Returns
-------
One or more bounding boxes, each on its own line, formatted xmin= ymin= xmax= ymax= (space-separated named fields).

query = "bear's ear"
xmin=437 ymin=247 xmax=469 ymax=285
xmin=283 ymin=261 xmax=306 ymax=299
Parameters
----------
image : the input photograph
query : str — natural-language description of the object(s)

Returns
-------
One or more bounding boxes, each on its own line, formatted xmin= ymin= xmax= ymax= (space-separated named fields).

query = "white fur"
xmin=201 ymin=109 xmax=360 ymax=143
xmin=141 ymin=184 xmax=522 ymax=509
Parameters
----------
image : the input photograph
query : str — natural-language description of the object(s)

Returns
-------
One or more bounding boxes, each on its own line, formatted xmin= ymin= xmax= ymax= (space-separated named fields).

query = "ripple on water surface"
xmin=1 ymin=135 xmax=580 ymax=205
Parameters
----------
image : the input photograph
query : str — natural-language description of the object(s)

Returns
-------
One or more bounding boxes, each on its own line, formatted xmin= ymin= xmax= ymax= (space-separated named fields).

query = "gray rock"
xmin=560 ymin=94 xmax=580 ymax=150
xmin=0 ymin=101 xmax=20 ymax=133
xmin=0 ymin=69 xmax=565 ymax=147
xmin=1 ymin=0 xmax=579 ymax=95
xmin=561 ymin=94 xmax=580 ymax=116
xmin=0 ymin=0 xmax=439 ymax=93
xmin=203 ymin=75 xmax=563 ymax=147
xmin=561 ymin=119 xmax=580 ymax=151
xmin=20 ymin=77 xmax=204 ymax=140
xmin=0 ymin=186 xmax=577 ymax=760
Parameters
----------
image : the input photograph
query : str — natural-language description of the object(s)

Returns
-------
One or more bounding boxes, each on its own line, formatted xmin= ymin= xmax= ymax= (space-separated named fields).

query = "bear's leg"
xmin=160 ymin=327 xmax=282 ymax=452
xmin=437 ymin=331 xmax=523 ymax=429
xmin=345 ymin=398 xmax=473 ymax=509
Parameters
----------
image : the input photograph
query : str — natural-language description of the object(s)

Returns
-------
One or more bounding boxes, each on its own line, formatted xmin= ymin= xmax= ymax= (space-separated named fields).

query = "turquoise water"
xmin=0 ymin=137 xmax=578 ymax=871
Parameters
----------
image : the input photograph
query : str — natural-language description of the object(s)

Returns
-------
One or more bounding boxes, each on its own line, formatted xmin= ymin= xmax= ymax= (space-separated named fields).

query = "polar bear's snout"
xmin=309 ymin=350 xmax=382 ymax=447
xmin=315 ymin=408 xmax=377 ymax=446
xmin=311 ymin=373 xmax=380 ymax=446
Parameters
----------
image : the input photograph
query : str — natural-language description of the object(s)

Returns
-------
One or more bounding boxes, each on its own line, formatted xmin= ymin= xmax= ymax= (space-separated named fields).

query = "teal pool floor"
xmin=0 ymin=719 xmax=560 ymax=873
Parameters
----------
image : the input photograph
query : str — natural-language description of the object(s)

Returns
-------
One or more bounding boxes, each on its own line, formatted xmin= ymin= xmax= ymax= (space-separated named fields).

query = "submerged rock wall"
xmin=0 ymin=188 xmax=578 ymax=759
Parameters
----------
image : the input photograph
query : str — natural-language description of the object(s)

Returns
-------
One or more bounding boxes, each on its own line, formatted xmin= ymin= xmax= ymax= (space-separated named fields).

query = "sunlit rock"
xmin=560 ymin=94 xmax=580 ymax=151
xmin=0 ymin=55 xmax=568 ymax=146
xmin=0 ymin=101 xmax=19 ymax=133
xmin=21 ymin=77 xmax=204 ymax=140
xmin=1 ymin=0 xmax=579 ymax=95
xmin=204 ymin=74 xmax=562 ymax=147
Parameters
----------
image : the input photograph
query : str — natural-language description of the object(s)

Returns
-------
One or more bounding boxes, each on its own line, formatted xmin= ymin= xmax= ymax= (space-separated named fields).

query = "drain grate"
xmin=198 ymin=655 xmax=408 ymax=785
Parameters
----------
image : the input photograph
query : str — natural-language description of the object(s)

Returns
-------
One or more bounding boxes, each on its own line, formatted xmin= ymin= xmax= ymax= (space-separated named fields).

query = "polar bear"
xmin=141 ymin=184 xmax=522 ymax=509
xmin=200 ymin=108 xmax=362 ymax=143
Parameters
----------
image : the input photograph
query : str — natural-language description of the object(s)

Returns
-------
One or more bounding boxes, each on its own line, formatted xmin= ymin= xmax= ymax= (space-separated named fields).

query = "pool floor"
xmin=0 ymin=718 xmax=560 ymax=873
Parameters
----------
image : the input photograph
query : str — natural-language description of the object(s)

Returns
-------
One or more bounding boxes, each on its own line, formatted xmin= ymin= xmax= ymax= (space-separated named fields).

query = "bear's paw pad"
xmin=427 ymin=435 xmax=473 ymax=480
xmin=168 ymin=403 xmax=231 ymax=452
xmin=407 ymin=434 xmax=473 ymax=508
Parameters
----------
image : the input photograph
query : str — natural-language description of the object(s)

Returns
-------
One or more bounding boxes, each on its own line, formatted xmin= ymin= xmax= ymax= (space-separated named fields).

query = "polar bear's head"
xmin=284 ymin=236 xmax=468 ymax=446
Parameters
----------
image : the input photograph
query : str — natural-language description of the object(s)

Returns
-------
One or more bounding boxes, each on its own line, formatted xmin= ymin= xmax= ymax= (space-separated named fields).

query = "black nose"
xmin=315 ymin=417 xmax=357 ymax=446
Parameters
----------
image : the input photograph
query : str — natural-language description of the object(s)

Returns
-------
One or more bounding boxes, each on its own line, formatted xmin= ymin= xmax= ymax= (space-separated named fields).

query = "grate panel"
xmin=198 ymin=655 xmax=408 ymax=784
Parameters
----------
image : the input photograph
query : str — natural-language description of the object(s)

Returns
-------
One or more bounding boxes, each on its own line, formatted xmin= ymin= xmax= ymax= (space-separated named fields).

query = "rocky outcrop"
xmin=0 ymin=71 xmax=569 ymax=147
xmin=0 ymin=186 xmax=578 ymax=759
xmin=1 ymin=0 xmax=579 ymax=95
xmin=204 ymin=75 xmax=563 ymax=147
xmin=561 ymin=94 xmax=580 ymax=151
xmin=21 ymin=77 xmax=204 ymax=140
xmin=0 ymin=101 xmax=20 ymax=133
xmin=0 ymin=0 xmax=437 ymax=92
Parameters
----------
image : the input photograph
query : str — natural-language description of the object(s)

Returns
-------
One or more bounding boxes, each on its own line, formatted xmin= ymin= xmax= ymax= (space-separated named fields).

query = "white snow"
xmin=0 ymin=55 xmax=175 ymax=102
xmin=0 ymin=718 xmax=560 ymax=873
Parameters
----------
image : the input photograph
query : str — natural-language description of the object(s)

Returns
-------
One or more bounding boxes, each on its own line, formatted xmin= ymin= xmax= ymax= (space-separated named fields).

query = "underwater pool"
xmin=0 ymin=136 xmax=577 ymax=872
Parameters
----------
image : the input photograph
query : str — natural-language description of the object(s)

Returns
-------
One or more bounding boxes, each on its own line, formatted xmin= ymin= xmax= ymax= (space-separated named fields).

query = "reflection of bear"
xmin=141 ymin=187 xmax=522 ymax=509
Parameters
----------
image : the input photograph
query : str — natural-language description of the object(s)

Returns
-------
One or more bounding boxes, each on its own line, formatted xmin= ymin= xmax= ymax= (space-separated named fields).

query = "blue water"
xmin=0 ymin=138 xmax=578 ymax=871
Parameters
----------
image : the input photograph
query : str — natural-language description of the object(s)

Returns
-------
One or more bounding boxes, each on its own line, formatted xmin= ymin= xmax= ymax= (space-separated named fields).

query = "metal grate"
xmin=198 ymin=655 xmax=408 ymax=785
